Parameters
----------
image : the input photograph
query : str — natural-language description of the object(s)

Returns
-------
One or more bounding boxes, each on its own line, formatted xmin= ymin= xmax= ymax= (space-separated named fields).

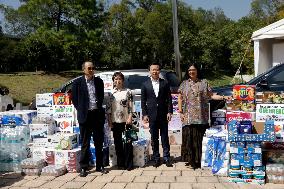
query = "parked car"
xmin=29 ymin=69 xmax=180 ymax=109
xmin=211 ymin=63 xmax=284 ymax=110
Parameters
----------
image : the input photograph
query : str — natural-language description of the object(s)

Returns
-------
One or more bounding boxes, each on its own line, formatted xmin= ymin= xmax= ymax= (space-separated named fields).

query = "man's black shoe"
xmin=154 ymin=160 xmax=161 ymax=168
xmin=96 ymin=168 xmax=109 ymax=174
xmin=79 ymin=169 xmax=87 ymax=177
xmin=164 ymin=160 xmax=173 ymax=167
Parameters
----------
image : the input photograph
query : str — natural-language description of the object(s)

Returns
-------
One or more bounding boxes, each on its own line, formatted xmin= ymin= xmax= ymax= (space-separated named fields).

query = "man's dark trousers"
xmin=79 ymin=109 xmax=104 ymax=170
xmin=150 ymin=117 xmax=170 ymax=162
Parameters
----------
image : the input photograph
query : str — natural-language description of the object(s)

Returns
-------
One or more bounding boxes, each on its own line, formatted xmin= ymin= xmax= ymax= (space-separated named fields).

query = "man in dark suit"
xmin=72 ymin=61 xmax=108 ymax=177
xmin=141 ymin=63 xmax=173 ymax=167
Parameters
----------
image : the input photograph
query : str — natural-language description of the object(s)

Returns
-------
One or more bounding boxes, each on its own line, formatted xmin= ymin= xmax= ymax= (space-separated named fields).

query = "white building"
xmin=252 ymin=18 xmax=284 ymax=76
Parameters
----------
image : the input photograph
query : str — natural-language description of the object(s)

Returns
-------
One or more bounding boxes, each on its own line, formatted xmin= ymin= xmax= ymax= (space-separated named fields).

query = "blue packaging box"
xmin=228 ymin=120 xmax=275 ymax=142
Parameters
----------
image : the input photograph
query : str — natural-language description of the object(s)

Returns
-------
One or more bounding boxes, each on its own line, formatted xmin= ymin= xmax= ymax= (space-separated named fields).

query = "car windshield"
xmin=248 ymin=65 xmax=281 ymax=85
xmin=124 ymin=75 xmax=149 ymax=90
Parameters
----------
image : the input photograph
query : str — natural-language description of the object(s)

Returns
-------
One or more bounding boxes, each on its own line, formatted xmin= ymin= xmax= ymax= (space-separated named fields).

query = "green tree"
xmin=1 ymin=0 xmax=106 ymax=72
xmin=250 ymin=0 xmax=284 ymax=24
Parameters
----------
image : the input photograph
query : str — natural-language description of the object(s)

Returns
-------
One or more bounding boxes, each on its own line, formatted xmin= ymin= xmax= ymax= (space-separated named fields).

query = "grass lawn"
xmin=208 ymin=75 xmax=235 ymax=87
xmin=0 ymin=71 xmax=235 ymax=106
xmin=0 ymin=72 xmax=73 ymax=105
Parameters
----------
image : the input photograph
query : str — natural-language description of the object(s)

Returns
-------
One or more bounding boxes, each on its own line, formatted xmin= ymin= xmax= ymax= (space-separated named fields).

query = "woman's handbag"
xmin=124 ymin=124 xmax=138 ymax=141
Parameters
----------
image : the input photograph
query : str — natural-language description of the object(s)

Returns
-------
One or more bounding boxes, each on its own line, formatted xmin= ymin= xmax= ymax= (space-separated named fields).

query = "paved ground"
xmin=1 ymin=162 xmax=284 ymax=189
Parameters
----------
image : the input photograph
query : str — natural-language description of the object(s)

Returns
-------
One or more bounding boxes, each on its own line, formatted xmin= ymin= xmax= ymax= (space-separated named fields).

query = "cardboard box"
xmin=226 ymin=100 xmax=255 ymax=112
xmin=212 ymin=117 xmax=226 ymax=126
xmin=233 ymin=85 xmax=255 ymax=101
xmin=45 ymin=149 xmax=55 ymax=165
xmin=55 ymin=119 xmax=74 ymax=133
xmin=168 ymin=114 xmax=182 ymax=130
xmin=54 ymin=148 xmax=81 ymax=167
xmin=226 ymin=111 xmax=255 ymax=122
xmin=0 ymin=110 xmax=37 ymax=125
xmin=33 ymin=138 xmax=49 ymax=148
xmin=256 ymin=104 xmax=284 ymax=122
xmin=263 ymin=150 xmax=284 ymax=163
xmin=171 ymin=94 xmax=179 ymax=113
xmin=30 ymin=123 xmax=55 ymax=140
xmin=133 ymin=143 xmax=149 ymax=167
xmin=168 ymin=130 xmax=182 ymax=145
xmin=32 ymin=148 xmax=46 ymax=160
xmin=36 ymin=93 xmax=54 ymax=107
xmin=53 ymin=105 xmax=75 ymax=120
xmin=262 ymin=142 xmax=284 ymax=151
xmin=37 ymin=107 xmax=54 ymax=118
xmin=228 ymin=120 xmax=275 ymax=142
xmin=53 ymin=93 xmax=72 ymax=105
xmin=47 ymin=133 xmax=79 ymax=150
xmin=256 ymin=91 xmax=284 ymax=104
xmin=212 ymin=109 xmax=226 ymax=118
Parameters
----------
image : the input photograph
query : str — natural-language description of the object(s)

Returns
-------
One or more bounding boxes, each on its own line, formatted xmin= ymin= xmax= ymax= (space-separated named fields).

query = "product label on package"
xmin=233 ymin=85 xmax=255 ymax=101
xmin=256 ymin=104 xmax=284 ymax=122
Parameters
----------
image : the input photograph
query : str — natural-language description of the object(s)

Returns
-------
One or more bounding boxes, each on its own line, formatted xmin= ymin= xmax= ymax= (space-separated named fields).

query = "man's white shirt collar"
xmin=85 ymin=75 xmax=94 ymax=82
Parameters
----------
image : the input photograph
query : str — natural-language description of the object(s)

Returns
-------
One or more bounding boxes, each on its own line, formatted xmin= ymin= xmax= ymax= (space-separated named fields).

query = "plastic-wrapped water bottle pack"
xmin=41 ymin=165 xmax=67 ymax=177
xmin=0 ymin=126 xmax=30 ymax=172
xmin=20 ymin=158 xmax=46 ymax=169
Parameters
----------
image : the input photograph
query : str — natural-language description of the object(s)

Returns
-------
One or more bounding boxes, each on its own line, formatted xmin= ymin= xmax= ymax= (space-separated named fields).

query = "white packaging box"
xmin=32 ymin=148 xmax=46 ymax=160
xmin=212 ymin=109 xmax=226 ymax=118
xmin=54 ymin=148 xmax=81 ymax=172
xmin=37 ymin=107 xmax=54 ymax=118
xmin=109 ymin=142 xmax=149 ymax=167
xmin=33 ymin=138 xmax=49 ymax=148
xmin=54 ymin=150 xmax=67 ymax=166
xmin=55 ymin=118 xmax=74 ymax=133
xmin=133 ymin=143 xmax=149 ymax=167
xmin=53 ymin=105 xmax=75 ymax=120
xmin=256 ymin=104 xmax=284 ymax=122
xmin=140 ymin=128 xmax=151 ymax=140
xmin=66 ymin=148 xmax=80 ymax=173
xmin=275 ymin=132 xmax=284 ymax=142
xmin=30 ymin=123 xmax=55 ymax=140
xmin=168 ymin=130 xmax=182 ymax=145
xmin=12 ymin=110 xmax=37 ymax=124
xmin=36 ymin=93 xmax=54 ymax=108
xmin=134 ymin=101 xmax=142 ymax=112
xmin=201 ymin=152 xmax=230 ymax=161
xmin=168 ymin=114 xmax=182 ymax=130
xmin=109 ymin=144 xmax=117 ymax=166
xmin=201 ymin=158 xmax=229 ymax=169
xmin=45 ymin=149 xmax=55 ymax=165
xmin=211 ymin=125 xmax=226 ymax=130
xmin=66 ymin=163 xmax=80 ymax=173
xmin=47 ymin=133 xmax=79 ymax=150
xmin=202 ymin=137 xmax=230 ymax=153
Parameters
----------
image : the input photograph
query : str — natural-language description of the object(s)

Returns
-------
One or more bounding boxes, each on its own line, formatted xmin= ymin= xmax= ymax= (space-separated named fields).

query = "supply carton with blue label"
xmin=228 ymin=120 xmax=275 ymax=142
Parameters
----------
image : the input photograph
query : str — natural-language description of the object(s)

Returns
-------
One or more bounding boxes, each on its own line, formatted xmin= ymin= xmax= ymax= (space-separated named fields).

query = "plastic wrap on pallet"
xmin=22 ymin=168 xmax=42 ymax=176
xmin=0 ymin=125 xmax=30 ymax=172
xmin=41 ymin=165 xmax=67 ymax=177
xmin=0 ymin=110 xmax=37 ymax=126
xmin=21 ymin=158 xmax=46 ymax=169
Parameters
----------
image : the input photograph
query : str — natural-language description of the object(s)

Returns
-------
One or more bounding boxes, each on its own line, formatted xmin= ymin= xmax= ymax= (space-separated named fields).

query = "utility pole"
xmin=172 ymin=0 xmax=181 ymax=80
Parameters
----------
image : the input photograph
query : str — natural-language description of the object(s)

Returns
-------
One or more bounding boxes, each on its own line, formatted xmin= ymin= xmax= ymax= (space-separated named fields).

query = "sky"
xmin=0 ymin=0 xmax=253 ymax=25
xmin=185 ymin=0 xmax=253 ymax=20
